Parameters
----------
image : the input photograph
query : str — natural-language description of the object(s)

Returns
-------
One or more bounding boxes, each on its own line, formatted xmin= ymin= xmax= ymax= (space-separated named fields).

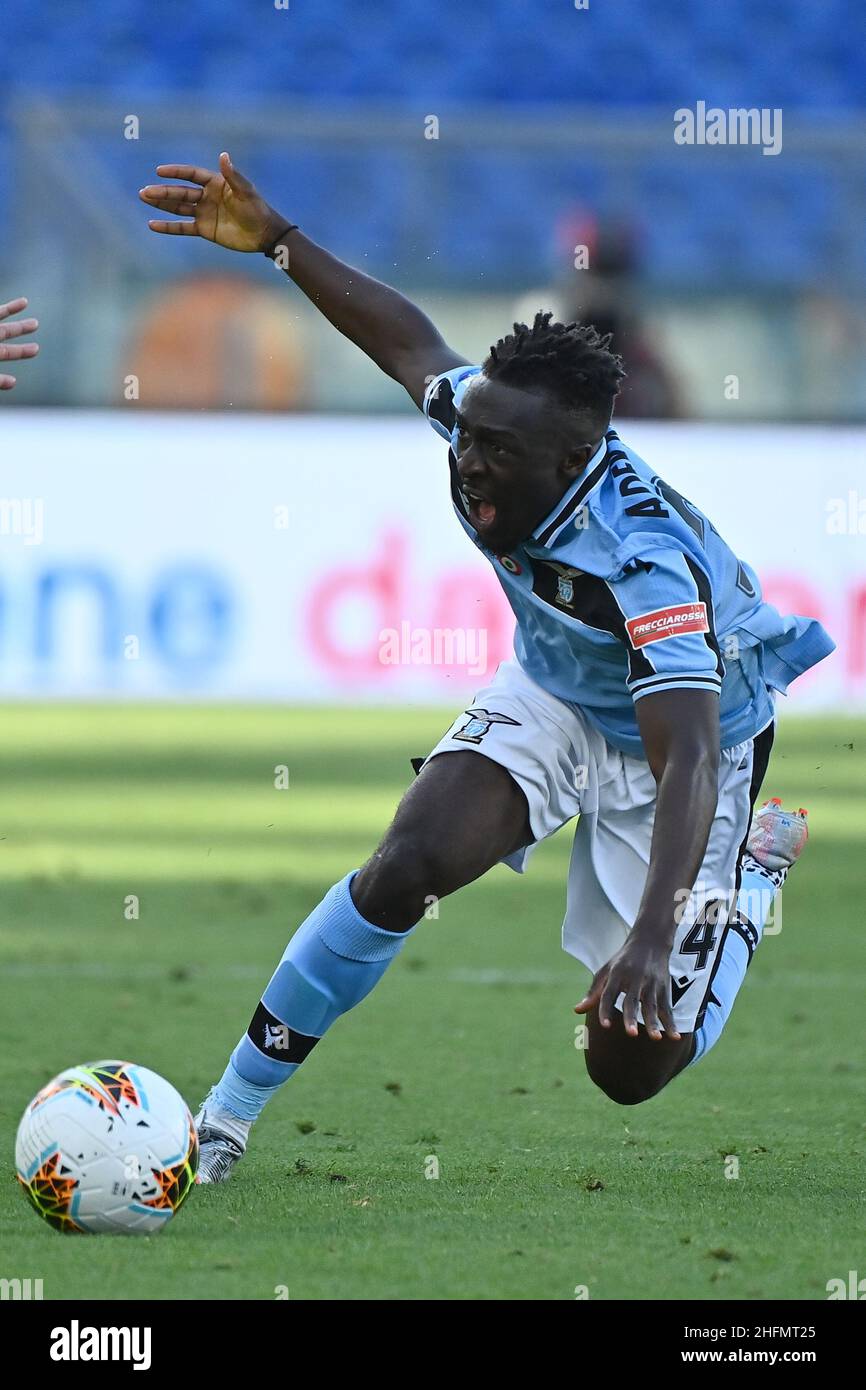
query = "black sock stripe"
xmin=247 ymin=1001 xmax=321 ymax=1065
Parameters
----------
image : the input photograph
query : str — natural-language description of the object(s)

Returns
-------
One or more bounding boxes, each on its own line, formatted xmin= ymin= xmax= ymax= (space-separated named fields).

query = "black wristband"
xmin=264 ymin=224 xmax=299 ymax=260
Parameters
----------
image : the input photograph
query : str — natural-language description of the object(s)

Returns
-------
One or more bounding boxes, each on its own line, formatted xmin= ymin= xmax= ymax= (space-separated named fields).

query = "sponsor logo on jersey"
xmin=626 ymin=602 xmax=709 ymax=648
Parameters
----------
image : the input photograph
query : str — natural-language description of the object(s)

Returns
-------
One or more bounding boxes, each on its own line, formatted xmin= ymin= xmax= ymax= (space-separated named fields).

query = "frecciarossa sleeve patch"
xmin=626 ymin=602 xmax=710 ymax=648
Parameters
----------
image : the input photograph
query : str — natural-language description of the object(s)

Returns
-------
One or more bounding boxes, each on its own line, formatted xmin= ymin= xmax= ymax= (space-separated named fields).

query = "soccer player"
xmin=0 ymin=297 xmax=39 ymax=390
xmin=140 ymin=155 xmax=834 ymax=1180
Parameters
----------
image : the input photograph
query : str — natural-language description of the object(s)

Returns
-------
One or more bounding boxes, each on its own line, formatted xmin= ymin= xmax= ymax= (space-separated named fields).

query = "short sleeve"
xmin=607 ymin=550 xmax=725 ymax=702
xmin=423 ymin=365 xmax=482 ymax=441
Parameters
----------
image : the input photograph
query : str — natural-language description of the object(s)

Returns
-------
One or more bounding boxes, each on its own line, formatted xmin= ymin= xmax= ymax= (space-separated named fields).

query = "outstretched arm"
xmin=140 ymin=152 xmax=467 ymax=408
xmin=0 ymin=298 xmax=39 ymax=391
xmin=575 ymin=689 xmax=720 ymax=1040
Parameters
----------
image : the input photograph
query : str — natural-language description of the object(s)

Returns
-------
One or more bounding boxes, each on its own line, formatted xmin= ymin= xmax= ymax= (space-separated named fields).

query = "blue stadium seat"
xmin=0 ymin=0 xmax=863 ymax=290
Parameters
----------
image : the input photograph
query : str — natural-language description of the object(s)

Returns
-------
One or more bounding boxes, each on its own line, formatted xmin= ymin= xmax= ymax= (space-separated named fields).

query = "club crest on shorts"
xmin=453 ymin=708 xmax=521 ymax=744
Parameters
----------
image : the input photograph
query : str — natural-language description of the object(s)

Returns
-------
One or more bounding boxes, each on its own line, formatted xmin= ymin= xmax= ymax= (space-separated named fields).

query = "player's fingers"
xmin=597 ymin=972 xmax=622 ymax=1029
xmin=621 ymin=985 xmax=641 ymax=1037
xmin=155 ymin=163 xmax=215 ymax=186
xmin=147 ymin=219 xmax=200 ymax=236
xmin=139 ymin=185 xmax=203 ymax=205
xmin=0 ymin=373 xmax=18 ymax=388
xmin=144 ymin=200 xmax=200 ymax=218
xmin=640 ymin=990 xmax=663 ymax=1041
xmin=0 ymin=343 xmax=39 ymax=362
xmin=0 ymin=318 xmax=38 ymax=341
xmin=0 ymin=297 xmax=28 ymax=320
xmin=141 ymin=196 xmax=202 ymax=216
xmin=657 ymin=995 xmax=681 ymax=1041
xmin=574 ymin=967 xmax=607 ymax=1015
xmin=219 ymin=151 xmax=253 ymax=193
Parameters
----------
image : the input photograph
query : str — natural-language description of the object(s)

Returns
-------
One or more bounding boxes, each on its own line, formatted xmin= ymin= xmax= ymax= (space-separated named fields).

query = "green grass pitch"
xmin=0 ymin=704 xmax=862 ymax=1301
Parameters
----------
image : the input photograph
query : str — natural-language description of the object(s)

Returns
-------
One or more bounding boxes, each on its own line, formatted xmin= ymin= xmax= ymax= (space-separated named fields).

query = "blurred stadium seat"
xmin=2 ymin=0 xmax=864 ymax=290
xmin=1 ymin=0 xmax=864 ymax=413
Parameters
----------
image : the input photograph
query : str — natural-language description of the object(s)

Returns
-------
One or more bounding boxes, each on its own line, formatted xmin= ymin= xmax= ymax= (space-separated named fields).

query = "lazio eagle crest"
xmin=452 ymin=708 xmax=521 ymax=744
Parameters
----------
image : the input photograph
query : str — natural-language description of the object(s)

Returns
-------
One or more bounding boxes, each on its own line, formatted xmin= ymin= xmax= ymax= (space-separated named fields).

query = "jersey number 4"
xmin=681 ymin=899 xmax=728 ymax=971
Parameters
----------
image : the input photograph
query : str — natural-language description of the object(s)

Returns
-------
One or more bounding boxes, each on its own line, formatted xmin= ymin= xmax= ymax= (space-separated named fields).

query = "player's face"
xmin=453 ymin=375 xmax=600 ymax=553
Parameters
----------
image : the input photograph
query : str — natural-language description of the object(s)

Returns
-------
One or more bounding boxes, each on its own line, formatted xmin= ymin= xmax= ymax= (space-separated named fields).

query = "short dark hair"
xmin=483 ymin=311 xmax=626 ymax=434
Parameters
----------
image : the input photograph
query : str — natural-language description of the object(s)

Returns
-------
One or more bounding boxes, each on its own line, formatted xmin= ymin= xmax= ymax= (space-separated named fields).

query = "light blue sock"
xmin=214 ymin=871 xmax=415 ymax=1120
xmin=688 ymin=856 xmax=784 ymax=1068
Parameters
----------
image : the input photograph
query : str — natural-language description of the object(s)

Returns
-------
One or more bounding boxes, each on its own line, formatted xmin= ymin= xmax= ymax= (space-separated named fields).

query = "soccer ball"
xmin=15 ymin=1060 xmax=198 ymax=1235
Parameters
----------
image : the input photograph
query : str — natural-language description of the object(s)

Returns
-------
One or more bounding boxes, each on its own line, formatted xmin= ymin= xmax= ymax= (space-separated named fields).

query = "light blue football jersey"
xmin=424 ymin=364 xmax=835 ymax=757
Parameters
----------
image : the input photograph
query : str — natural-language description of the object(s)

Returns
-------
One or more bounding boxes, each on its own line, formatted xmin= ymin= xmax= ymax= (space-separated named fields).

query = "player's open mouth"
xmin=462 ymin=487 xmax=497 ymax=529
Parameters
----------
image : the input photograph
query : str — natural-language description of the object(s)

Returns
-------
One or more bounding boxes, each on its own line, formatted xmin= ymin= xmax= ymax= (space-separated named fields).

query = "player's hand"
xmin=139 ymin=152 xmax=288 ymax=253
xmin=0 ymin=297 xmax=39 ymax=390
xmin=574 ymin=934 xmax=681 ymax=1041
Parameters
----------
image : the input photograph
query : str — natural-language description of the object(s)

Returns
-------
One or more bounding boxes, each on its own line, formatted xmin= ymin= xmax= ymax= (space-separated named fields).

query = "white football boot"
xmin=194 ymin=1090 xmax=251 ymax=1184
xmin=743 ymin=796 xmax=809 ymax=889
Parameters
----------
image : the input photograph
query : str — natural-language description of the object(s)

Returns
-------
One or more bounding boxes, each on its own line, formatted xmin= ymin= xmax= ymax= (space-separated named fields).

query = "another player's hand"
xmin=0 ymin=297 xmax=39 ymax=390
xmin=139 ymin=152 xmax=288 ymax=253
xmin=574 ymin=934 xmax=681 ymax=1041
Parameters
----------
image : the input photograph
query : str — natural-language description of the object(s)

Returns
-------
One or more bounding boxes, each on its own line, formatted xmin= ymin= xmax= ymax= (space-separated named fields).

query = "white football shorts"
xmin=425 ymin=659 xmax=764 ymax=1033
